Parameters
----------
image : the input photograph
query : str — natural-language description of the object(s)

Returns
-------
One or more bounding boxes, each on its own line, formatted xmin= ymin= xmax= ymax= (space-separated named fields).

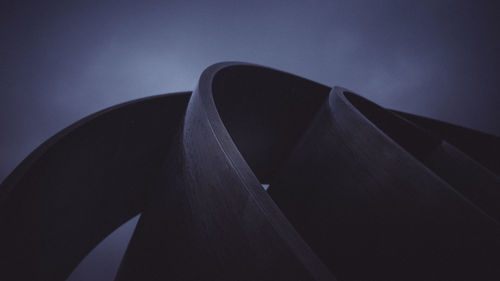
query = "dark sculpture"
xmin=1 ymin=62 xmax=499 ymax=281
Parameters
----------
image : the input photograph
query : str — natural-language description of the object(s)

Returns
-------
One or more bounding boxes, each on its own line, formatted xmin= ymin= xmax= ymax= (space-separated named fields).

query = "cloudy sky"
xmin=1 ymin=0 xmax=499 ymax=280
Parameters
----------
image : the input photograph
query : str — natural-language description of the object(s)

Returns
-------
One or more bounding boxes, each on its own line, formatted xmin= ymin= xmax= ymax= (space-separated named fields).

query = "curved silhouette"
xmin=1 ymin=62 xmax=499 ymax=281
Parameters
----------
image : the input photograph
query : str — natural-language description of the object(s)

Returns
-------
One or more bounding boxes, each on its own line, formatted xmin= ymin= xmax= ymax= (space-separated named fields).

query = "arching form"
xmin=1 ymin=62 xmax=499 ymax=281
xmin=0 ymin=93 xmax=190 ymax=280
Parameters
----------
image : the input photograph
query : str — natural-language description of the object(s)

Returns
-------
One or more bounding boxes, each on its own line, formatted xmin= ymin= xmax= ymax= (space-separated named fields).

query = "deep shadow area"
xmin=212 ymin=65 xmax=330 ymax=183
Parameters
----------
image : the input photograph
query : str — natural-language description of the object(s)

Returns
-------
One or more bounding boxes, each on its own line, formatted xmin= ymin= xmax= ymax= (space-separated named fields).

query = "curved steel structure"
xmin=1 ymin=62 xmax=499 ymax=281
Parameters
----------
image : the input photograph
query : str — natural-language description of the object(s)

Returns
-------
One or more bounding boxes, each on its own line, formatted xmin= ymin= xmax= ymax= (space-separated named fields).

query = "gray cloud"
xmin=1 ymin=1 xmax=499 ymax=278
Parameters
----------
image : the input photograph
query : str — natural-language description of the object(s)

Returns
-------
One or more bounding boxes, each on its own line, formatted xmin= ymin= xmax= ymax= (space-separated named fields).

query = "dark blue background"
xmin=1 ymin=1 xmax=499 ymax=280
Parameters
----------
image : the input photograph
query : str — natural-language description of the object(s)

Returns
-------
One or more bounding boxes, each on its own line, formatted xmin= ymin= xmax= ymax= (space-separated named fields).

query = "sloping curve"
xmin=115 ymin=62 xmax=336 ymax=281
xmin=0 ymin=92 xmax=190 ymax=281
xmin=268 ymin=87 xmax=500 ymax=280
xmin=1 ymin=62 xmax=499 ymax=281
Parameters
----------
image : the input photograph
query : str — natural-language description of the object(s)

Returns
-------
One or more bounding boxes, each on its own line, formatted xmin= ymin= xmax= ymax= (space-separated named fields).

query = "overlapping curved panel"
xmin=268 ymin=87 xmax=500 ymax=280
xmin=1 ymin=62 xmax=499 ymax=281
xmin=0 ymin=93 xmax=190 ymax=281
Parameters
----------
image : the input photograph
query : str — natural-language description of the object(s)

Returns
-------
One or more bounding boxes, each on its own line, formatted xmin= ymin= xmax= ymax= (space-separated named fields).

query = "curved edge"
xmin=332 ymin=87 xmax=500 ymax=222
xmin=1 ymin=91 xmax=190 ymax=197
xmin=191 ymin=62 xmax=336 ymax=280
xmin=0 ymin=91 xmax=191 ymax=281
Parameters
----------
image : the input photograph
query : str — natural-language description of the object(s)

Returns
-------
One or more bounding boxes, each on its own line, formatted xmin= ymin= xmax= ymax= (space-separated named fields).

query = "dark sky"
xmin=1 ymin=0 xmax=500 ymax=280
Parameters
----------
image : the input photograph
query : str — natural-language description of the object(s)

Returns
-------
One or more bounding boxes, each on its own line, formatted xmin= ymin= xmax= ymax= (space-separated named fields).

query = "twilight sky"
xmin=1 ymin=0 xmax=499 ymax=280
